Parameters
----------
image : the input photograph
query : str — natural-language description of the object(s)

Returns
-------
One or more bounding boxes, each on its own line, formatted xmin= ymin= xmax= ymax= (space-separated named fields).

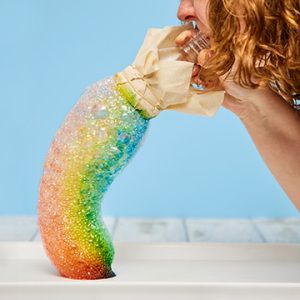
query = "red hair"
xmin=201 ymin=0 xmax=300 ymax=108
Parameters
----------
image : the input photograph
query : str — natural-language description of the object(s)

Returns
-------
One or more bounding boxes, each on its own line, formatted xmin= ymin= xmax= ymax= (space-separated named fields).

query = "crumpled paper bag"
xmin=114 ymin=23 xmax=224 ymax=119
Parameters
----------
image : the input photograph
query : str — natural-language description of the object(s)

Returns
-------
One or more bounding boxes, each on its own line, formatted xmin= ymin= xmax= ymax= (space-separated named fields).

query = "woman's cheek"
xmin=193 ymin=0 xmax=210 ymax=30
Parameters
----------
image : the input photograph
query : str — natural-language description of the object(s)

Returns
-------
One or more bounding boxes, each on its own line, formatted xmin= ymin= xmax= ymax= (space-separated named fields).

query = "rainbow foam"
xmin=38 ymin=77 xmax=149 ymax=279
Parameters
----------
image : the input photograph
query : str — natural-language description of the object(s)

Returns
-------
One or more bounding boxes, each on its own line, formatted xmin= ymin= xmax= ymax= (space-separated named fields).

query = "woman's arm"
xmin=175 ymin=31 xmax=300 ymax=209
xmin=224 ymin=89 xmax=300 ymax=210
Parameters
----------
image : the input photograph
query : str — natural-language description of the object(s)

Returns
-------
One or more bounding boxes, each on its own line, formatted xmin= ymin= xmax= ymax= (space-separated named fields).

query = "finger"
xmin=175 ymin=29 xmax=197 ymax=47
xmin=197 ymin=49 xmax=213 ymax=68
xmin=192 ymin=64 xmax=200 ymax=77
xmin=192 ymin=75 xmax=202 ymax=86
xmin=192 ymin=76 xmax=224 ymax=91
xmin=211 ymin=79 xmax=224 ymax=90
xmin=203 ymin=80 xmax=216 ymax=89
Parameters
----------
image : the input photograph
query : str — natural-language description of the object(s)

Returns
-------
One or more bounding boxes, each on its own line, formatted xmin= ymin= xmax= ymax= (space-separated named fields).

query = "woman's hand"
xmin=175 ymin=30 xmax=276 ymax=119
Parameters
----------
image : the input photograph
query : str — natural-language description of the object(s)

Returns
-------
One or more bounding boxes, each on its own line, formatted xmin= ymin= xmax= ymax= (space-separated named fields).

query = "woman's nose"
xmin=177 ymin=0 xmax=196 ymax=22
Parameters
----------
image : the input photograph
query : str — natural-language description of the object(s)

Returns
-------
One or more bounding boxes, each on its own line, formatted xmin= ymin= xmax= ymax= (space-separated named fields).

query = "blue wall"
xmin=0 ymin=0 xmax=298 ymax=217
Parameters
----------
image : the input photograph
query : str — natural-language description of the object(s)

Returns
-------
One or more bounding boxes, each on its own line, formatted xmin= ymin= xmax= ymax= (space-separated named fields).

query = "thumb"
xmin=175 ymin=29 xmax=198 ymax=47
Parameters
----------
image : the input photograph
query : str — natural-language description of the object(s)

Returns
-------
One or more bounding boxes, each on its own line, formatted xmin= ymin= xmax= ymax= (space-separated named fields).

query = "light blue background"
xmin=0 ymin=0 xmax=298 ymax=217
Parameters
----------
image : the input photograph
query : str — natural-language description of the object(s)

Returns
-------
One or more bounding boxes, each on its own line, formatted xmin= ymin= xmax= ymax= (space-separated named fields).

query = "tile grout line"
xmin=182 ymin=218 xmax=190 ymax=242
xmin=249 ymin=218 xmax=267 ymax=243
xmin=111 ymin=217 xmax=119 ymax=238
xmin=29 ymin=229 xmax=38 ymax=242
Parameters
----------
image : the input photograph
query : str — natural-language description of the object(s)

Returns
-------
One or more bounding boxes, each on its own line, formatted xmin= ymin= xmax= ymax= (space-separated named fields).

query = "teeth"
xmin=191 ymin=20 xmax=197 ymax=29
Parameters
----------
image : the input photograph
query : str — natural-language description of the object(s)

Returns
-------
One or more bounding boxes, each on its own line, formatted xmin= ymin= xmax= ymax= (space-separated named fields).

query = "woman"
xmin=176 ymin=0 xmax=300 ymax=209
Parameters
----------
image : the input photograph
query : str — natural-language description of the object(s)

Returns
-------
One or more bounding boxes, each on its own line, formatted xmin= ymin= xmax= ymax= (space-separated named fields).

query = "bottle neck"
xmin=114 ymin=68 xmax=160 ymax=120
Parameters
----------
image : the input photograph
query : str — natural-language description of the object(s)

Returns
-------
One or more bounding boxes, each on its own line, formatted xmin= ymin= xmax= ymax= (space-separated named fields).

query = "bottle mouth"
xmin=192 ymin=21 xmax=212 ymax=39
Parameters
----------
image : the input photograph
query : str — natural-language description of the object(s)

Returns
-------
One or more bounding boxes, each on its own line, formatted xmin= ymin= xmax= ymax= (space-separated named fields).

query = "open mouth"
xmin=193 ymin=22 xmax=211 ymax=41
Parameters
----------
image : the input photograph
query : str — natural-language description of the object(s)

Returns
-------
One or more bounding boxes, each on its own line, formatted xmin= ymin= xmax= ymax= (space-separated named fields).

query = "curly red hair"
xmin=201 ymin=0 xmax=300 ymax=107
